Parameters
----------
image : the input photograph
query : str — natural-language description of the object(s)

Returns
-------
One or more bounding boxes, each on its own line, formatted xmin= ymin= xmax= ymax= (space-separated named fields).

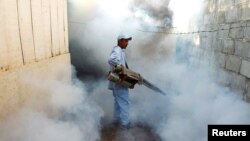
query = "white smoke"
xmin=1 ymin=1 xmax=243 ymax=141
xmin=127 ymin=32 xmax=250 ymax=141
xmin=68 ymin=0 xmax=173 ymax=76
xmin=129 ymin=58 xmax=250 ymax=141
xmin=67 ymin=0 xmax=250 ymax=141
xmin=0 ymin=66 xmax=103 ymax=141
xmin=169 ymin=0 xmax=204 ymax=31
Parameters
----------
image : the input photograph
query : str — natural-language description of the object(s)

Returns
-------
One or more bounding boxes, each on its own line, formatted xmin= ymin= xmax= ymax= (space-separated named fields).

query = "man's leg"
xmin=113 ymin=88 xmax=129 ymax=126
xmin=113 ymin=90 xmax=120 ymax=123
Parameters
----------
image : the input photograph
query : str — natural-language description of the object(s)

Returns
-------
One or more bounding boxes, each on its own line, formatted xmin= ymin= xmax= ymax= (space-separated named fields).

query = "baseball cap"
xmin=117 ymin=33 xmax=132 ymax=41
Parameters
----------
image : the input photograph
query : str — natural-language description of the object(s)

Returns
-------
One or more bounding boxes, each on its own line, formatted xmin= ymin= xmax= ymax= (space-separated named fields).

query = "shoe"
xmin=113 ymin=120 xmax=119 ymax=124
xmin=110 ymin=120 xmax=119 ymax=128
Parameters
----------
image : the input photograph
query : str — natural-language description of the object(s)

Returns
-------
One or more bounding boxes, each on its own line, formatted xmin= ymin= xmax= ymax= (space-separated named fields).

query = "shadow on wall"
xmin=69 ymin=39 xmax=107 ymax=80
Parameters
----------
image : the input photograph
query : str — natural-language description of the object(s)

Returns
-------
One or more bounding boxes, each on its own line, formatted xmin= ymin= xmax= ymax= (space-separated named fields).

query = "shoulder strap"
xmin=125 ymin=61 xmax=129 ymax=69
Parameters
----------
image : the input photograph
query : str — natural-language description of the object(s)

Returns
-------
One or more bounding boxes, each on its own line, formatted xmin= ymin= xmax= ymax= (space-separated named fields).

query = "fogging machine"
xmin=107 ymin=65 xmax=166 ymax=95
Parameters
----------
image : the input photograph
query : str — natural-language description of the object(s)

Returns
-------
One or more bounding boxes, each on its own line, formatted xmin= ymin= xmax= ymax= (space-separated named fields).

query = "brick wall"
xmin=177 ymin=0 xmax=250 ymax=101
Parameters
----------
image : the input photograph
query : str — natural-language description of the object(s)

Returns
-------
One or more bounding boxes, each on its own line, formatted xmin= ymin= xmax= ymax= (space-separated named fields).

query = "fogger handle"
xmin=113 ymin=64 xmax=124 ymax=73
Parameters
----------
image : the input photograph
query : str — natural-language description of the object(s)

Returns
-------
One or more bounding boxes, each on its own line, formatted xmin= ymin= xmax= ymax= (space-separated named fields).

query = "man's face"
xmin=119 ymin=39 xmax=129 ymax=49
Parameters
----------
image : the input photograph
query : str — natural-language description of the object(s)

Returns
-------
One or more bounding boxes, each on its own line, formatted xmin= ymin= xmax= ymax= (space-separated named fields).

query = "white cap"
xmin=117 ymin=33 xmax=132 ymax=41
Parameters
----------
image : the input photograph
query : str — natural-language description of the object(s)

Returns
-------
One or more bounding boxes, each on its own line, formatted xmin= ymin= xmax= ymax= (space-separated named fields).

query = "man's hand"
xmin=113 ymin=64 xmax=124 ymax=73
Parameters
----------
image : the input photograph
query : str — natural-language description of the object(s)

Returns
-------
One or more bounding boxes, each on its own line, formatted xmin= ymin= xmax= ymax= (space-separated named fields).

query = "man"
xmin=108 ymin=33 xmax=132 ymax=129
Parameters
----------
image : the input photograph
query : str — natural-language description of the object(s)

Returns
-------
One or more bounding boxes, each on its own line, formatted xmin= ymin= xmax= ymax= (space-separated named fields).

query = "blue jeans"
xmin=112 ymin=87 xmax=129 ymax=126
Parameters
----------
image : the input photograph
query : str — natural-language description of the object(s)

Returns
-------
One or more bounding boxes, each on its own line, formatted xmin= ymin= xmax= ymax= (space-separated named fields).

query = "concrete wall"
xmin=0 ymin=0 xmax=70 ymax=118
xmin=176 ymin=0 xmax=250 ymax=101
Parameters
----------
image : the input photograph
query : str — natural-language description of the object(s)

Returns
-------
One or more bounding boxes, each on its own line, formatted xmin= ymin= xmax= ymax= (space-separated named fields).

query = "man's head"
xmin=117 ymin=34 xmax=132 ymax=49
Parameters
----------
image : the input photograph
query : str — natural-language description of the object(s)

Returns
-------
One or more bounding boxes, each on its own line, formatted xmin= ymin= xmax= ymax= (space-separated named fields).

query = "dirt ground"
xmin=100 ymin=123 xmax=162 ymax=141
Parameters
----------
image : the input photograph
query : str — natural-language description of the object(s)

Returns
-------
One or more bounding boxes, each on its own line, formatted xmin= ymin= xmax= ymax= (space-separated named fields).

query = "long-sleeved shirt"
xmin=108 ymin=45 xmax=127 ymax=90
xmin=108 ymin=45 xmax=126 ymax=67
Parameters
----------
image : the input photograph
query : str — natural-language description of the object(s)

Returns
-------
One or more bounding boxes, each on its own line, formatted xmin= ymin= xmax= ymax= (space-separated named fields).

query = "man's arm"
xmin=108 ymin=47 xmax=122 ymax=67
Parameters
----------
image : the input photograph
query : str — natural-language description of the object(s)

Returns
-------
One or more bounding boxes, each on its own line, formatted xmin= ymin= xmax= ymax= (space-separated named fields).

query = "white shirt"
xmin=108 ymin=45 xmax=127 ymax=90
xmin=108 ymin=45 xmax=126 ymax=67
